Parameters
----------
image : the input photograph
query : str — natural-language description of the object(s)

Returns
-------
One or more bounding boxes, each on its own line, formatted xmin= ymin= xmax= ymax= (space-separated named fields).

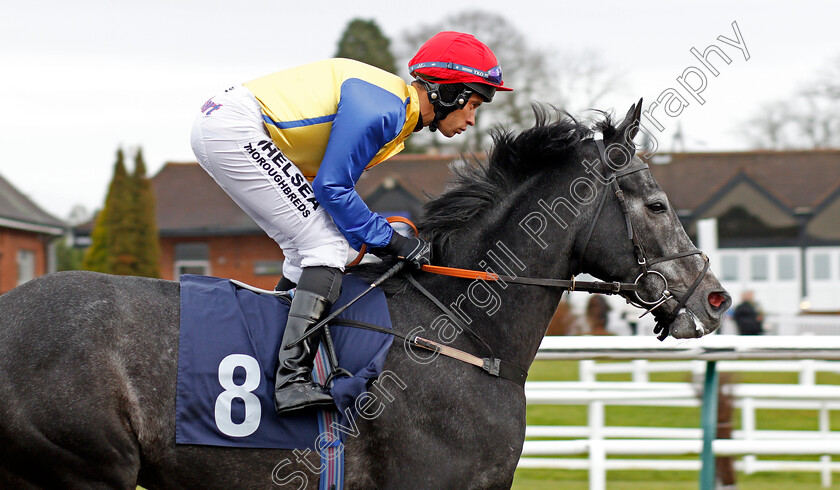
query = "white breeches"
xmin=190 ymin=85 xmax=352 ymax=283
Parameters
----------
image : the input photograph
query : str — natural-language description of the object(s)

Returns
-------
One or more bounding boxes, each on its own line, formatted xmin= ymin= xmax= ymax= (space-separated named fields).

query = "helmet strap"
xmin=416 ymin=79 xmax=474 ymax=133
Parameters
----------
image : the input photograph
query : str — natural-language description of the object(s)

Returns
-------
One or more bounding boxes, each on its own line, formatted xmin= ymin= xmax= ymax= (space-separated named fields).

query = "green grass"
xmin=513 ymin=469 xmax=840 ymax=489
xmin=513 ymin=360 xmax=840 ymax=489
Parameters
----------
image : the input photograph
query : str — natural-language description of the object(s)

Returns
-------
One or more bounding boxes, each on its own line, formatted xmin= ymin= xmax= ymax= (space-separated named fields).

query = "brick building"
xmin=357 ymin=150 xmax=840 ymax=314
xmin=150 ymin=162 xmax=285 ymax=290
xmin=141 ymin=156 xmax=454 ymax=290
xmin=0 ymin=173 xmax=65 ymax=294
xmin=83 ymin=149 xmax=839 ymax=314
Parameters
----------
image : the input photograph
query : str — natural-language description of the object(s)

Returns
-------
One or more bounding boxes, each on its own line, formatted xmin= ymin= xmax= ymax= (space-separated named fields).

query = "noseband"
xmin=578 ymin=134 xmax=710 ymax=340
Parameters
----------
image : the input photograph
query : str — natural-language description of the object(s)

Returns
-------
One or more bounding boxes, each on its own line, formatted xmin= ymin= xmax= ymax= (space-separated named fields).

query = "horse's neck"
xmin=432 ymin=185 xmax=584 ymax=366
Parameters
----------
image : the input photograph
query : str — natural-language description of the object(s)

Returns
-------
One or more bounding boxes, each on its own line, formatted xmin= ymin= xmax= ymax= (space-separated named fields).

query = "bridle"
xmin=578 ymin=133 xmax=710 ymax=340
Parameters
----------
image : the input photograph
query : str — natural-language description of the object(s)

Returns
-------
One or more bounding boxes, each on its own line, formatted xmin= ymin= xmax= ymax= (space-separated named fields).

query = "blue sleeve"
xmin=313 ymin=78 xmax=407 ymax=250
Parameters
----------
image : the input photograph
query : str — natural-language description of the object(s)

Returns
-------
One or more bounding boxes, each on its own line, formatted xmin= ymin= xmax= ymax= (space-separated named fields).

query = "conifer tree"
xmin=131 ymin=149 xmax=161 ymax=278
xmin=335 ymin=19 xmax=397 ymax=74
xmin=82 ymin=149 xmax=128 ymax=273
xmin=82 ymin=147 xmax=161 ymax=277
xmin=107 ymin=150 xmax=136 ymax=276
xmin=81 ymin=207 xmax=110 ymax=273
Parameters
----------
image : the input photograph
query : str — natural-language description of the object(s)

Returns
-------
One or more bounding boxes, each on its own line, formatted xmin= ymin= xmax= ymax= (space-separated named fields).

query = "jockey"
xmin=190 ymin=31 xmax=512 ymax=414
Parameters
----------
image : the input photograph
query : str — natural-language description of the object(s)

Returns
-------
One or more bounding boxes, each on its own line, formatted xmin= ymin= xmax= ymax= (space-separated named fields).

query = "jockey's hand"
xmin=375 ymin=232 xmax=432 ymax=268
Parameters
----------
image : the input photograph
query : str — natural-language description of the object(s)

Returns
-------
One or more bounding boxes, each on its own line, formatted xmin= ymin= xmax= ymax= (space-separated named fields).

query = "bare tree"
xmin=742 ymin=54 xmax=840 ymax=149
xmin=552 ymin=50 xmax=625 ymax=113
xmin=808 ymin=53 xmax=840 ymax=99
xmin=797 ymin=83 xmax=840 ymax=149
xmin=398 ymin=10 xmax=622 ymax=153
xmin=740 ymin=102 xmax=795 ymax=150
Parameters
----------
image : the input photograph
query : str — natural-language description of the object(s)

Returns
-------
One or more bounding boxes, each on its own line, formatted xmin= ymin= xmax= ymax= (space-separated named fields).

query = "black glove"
xmin=375 ymin=232 xmax=432 ymax=268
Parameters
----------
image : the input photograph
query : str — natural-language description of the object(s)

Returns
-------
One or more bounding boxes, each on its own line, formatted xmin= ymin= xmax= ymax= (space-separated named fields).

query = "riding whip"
xmin=286 ymin=260 xmax=406 ymax=349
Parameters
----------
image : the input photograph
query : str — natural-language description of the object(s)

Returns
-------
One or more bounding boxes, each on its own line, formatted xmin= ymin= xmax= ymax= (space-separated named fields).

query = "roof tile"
xmin=0 ymin=172 xmax=65 ymax=229
xmin=151 ymin=149 xmax=840 ymax=232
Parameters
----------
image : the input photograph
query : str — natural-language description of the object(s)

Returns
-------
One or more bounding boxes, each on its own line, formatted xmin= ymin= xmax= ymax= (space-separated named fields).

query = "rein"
xmin=352 ymin=217 xmax=641 ymax=295
xmin=419 ymin=264 xmax=639 ymax=294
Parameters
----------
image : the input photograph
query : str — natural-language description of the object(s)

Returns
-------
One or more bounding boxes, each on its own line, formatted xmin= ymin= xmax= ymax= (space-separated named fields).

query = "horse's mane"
xmin=350 ymin=105 xmax=619 ymax=292
xmin=418 ymin=105 xmax=616 ymax=250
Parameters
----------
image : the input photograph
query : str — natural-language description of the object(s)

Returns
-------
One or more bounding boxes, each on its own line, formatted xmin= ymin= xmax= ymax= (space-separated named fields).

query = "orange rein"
xmin=347 ymin=216 xmax=418 ymax=267
xmin=347 ymin=217 xmax=499 ymax=281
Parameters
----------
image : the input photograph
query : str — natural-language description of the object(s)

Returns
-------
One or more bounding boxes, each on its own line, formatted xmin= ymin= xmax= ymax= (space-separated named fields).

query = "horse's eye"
xmin=646 ymin=202 xmax=667 ymax=213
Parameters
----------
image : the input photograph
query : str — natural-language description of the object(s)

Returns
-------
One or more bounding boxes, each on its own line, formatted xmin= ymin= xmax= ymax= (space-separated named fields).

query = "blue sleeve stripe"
xmin=262 ymin=113 xmax=336 ymax=129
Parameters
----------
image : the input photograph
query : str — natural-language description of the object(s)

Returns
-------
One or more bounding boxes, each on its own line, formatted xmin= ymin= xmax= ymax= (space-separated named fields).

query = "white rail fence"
xmin=766 ymin=315 xmax=840 ymax=336
xmin=522 ymin=336 xmax=840 ymax=489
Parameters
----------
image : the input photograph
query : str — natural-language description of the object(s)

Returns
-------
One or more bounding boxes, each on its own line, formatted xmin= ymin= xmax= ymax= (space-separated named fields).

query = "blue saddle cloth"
xmin=175 ymin=274 xmax=393 ymax=449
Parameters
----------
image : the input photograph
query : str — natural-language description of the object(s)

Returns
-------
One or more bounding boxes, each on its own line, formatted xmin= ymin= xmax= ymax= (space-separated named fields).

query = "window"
xmin=16 ymin=250 xmax=35 ymax=286
xmin=777 ymin=254 xmax=796 ymax=281
xmin=174 ymin=243 xmax=209 ymax=279
xmin=813 ymin=253 xmax=831 ymax=280
xmin=175 ymin=262 xmax=209 ymax=276
xmin=721 ymin=255 xmax=739 ymax=281
xmin=175 ymin=243 xmax=209 ymax=261
xmin=750 ymin=254 xmax=768 ymax=281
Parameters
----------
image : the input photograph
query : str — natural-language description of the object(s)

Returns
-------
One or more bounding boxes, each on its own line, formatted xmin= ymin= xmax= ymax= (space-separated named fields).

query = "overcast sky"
xmin=2 ymin=0 xmax=839 ymax=220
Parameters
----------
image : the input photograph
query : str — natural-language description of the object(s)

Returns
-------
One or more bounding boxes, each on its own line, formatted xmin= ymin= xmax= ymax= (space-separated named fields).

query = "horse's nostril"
xmin=708 ymin=292 xmax=726 ymax=309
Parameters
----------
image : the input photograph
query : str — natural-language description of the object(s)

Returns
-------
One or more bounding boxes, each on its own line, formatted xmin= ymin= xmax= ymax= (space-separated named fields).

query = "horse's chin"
xmin=664 ymin=309 xmax=713 ymax=339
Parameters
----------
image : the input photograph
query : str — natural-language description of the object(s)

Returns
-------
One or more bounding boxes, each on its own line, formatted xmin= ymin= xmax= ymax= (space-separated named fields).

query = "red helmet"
xmin=409 ymin=31 xmax=512 ymax=102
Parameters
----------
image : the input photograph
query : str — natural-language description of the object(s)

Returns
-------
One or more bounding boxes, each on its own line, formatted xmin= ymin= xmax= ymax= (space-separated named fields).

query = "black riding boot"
xmin=275 ymin=276 xmax=296 ymax=292
xmin=274 ymin=266 xmax=341 ymax=414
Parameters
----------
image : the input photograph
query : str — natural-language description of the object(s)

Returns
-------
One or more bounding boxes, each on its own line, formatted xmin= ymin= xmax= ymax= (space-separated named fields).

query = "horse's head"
xmin=575 ymin=100 xmax=731 ymax=338
xmin=417 ymin=100 xmax=730 ymax=339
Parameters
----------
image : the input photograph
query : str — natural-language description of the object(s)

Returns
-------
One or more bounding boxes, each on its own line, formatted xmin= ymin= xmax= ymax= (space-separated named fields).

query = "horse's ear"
xmin=618 ymin=97 xmax=644 ymax=143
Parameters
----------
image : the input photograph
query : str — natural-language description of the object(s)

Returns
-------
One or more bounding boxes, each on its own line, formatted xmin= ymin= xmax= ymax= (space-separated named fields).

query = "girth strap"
xmin=406 ymin=275 xmax=529 ymax=387
xmin=327 ymin=317 xmax=528 ymax=387
xmin=414 ymin=337 xmax=529 ymax=387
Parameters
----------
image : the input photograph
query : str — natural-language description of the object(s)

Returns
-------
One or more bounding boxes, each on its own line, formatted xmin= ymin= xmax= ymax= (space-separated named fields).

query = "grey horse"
xmin=0 ymin=101 xmax=730 ymax=488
